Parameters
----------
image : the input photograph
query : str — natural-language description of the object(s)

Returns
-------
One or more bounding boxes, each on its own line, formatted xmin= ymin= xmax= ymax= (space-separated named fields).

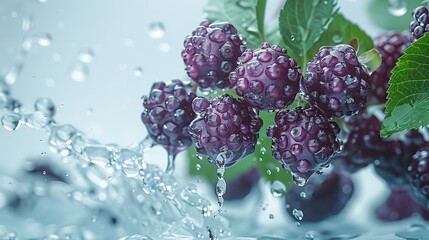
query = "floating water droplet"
xmin=70 ymin=63 xmax=89 ymax=82
xmin=35 ymin=97 xmax=56 ymax=118
xmin=1 ymin=114 xmax=21 ymax=131
xmin=305 ymin=232 xmax=315 ymax=240
xmin=159 ymin=42 xmax=170 ymax=52
xmin=79 ymin=48 xmax=94 ymax=63
xmin=270 ymin=180 xmax=286 ymax=197
xmin=36 ymin=33 xmax=52 ymax=47
xmin=5 ymin=62 xmax=23 ymax=85
xmin=134 ymin=66 xmax=143 ymax=77
xmin=269 ymin=214 xmax=274 ymax=219
xmin=388 ymin=0 xmax=407 ymax=16
xmin=292 ymin=208 xmax=304 ymax=221
xmin=149 ymin=22 xmax=165 ymax=39
xmin=300 ymin=191 xmax=307 ymax=198
xmin=22 ymin=15 xmax=32 ymax=32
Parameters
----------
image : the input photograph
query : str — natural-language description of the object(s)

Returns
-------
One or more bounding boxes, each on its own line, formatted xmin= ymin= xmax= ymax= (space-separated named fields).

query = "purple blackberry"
xmin=141 ymin=80 xmax=197 ymax=156
xmin=285 ymin=171 xmax=354 ymax=222
xmin=182 ymin=21 xmax=246 ymax=91
xmin=229 ymin=42 xmax=302 ymax=111
xmin=369 ymin=32 xmax=411 ymax=104
xmin=266 ymin=107 xmax=341 ymax=184
xmin=406 ymin=149 xmax=429 ymax=208
xmin=188 ymin=94 xmax=262 ymax=167
xmin=302 ymin=44 xmax=371 ymax=119
xmin=223 ymin=167 xmax=260 ymax=201
xmin=410 ymin=6 xmax=429 ymax=40
xmin=375 ymin=188 xmax=422 ymax=221
xmin=333 ymin=114 xmax=385 ymax=173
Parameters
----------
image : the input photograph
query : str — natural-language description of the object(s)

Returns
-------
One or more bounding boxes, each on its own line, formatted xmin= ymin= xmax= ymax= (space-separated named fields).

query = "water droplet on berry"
xmin=388 ymin=0 xmax=407 ymax=16
xmin=195 ymin=164 xmax=201 ymax=171
xmin=270 ymin=180 xmax=286 ymax=197
xmin=149 ymin=22 xmax=165 ymax=39
xmin=79 ymin=48 xmax=94 ymax=63
xmin=1 ymin=114 xmax=21 ymax=131
xmin=292 ymin=208 xmax=304 ymax=221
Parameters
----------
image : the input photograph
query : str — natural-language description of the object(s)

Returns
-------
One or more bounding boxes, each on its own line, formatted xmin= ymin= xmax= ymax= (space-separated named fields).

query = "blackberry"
xmin=229 ymin=42 xmax=302 ymax=111
xmin=369 ymin=32 xmax=411 ymax=104
xmin=188 ymin=94 xmax=262 ymax=167
xmin=410 ymin=6 xmax=429 ymax=40
xmin=141 ymin=80 xmax=197 ymax=156
xmin=223 ymin=167 xmax=260 ymax=201
xmin=266 ymin=107 xmax=341 ymax=183
xmin=406 ymin=149 xmax=429 ymax=208
xmin=182 ymin=21 xmax=246 ymax=91
xmin=333 ymin=114 xmax=385 ymax=173
xmin=285 ymin=171 xmax=354 ymax=222
xmin=302 ymin=44 xmax=371 ymax=119
xmin=375 ymin=188 xmax=422 ymax=221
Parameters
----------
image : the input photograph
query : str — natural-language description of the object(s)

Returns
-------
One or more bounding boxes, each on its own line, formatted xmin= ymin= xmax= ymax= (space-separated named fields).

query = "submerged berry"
xmin=182 ymin=21 xmax=246 ymax=91
xmin=285 ymin=171 xmax=354 ymax=222
xmin=229 ymin=42 xmax=302 ymax=111
xmin=266 ymin=107 xmax=341 ymax=183
xmin=141 ymin=80 xmax=196 ymax=155
xmin=406 ymin=149 xmax=429 ymax=208
xmin=188 ymin=94 xmax=262 ymax=167
xmin=369 ymin=32 xmax=411 ymax=104
xmin=302 ymin=44 xmax=371 ymax=119
xmin=410 ymin=6 xmax=429 ymax=40
xmin=223 ymin=167 xmax=260 ymax=201
xmin=376 ymin=188 xmax=422 ymax=221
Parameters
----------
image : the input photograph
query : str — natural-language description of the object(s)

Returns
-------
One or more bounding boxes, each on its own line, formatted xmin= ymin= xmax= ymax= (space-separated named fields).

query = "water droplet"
xmin=149 ymin=22 xmax=165 ymax=39
xmin=195 ymin=164 xmax=201 ymax=171
xmin=300 ymin=191 xmax=307 ymax=198
xmin=70 ymin=63 xmax=89 ymax=82
xmin=5 ymin=62 xmax=23 ymax=85
xmin=1 ymin=114 xmax=21 ymax=131
xmin=237 ymin=0 xmax=254 ymax=8
xmin=270 ymin=180 xmax=286 ymax=197
xmin=388 ymin=0 xmax=407 ymax=16
xmin=215 ymin=166 xmax=226 ymax=207
xmin=293 ymin=175 xmax=307 ymax=186
xmin=292 ymin=208 xmax=304 ymax=221
xmin=122 ymin=159 xmax=139 ymax=177
xmin=269 ymin=214 xmax=274 ymax=219
xmin=42 ymin=170 xmax=47 ymax=175
xmin=239 ymin=34 xmax=247 ymax=45
xmin=79 ymin=48 xmax=94 ymax=63
xmin=36 ymin=33 xmax=52 ymax=47
xmin=35 ymin=97 xmax=56 ymax=118
xmin=22 ymin=15 xmax=32 ymax=32
xmin=266 ymin=169 xmax=271 ymax=175
xmin=134 ymin=66 xmax=143 ymax=77
xmin=159 ymin=42 xmax=170 ymax=52
xmin=260 ymin=147 xmax=266 ymax=155
xmin=290 ymin=35 xmax=295 ymax=41
xmin=332 ymin=34 xmax=343 ymax=43
xmin=275 ymin=167 xmax=280 ymax=172
xmin=305 ymin=232 xmax=315 ymax=240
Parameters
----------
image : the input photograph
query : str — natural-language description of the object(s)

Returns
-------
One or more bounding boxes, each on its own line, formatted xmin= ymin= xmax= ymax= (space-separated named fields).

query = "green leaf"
xmin=307 ymin=13 xmax=374 ymax=63
xmin=381 ymin=33 xmax=429 ymax=137
xmin=358 ymin=48 xmax=382 ymax=73
xmin=256 ymin=0 xmax=267 ymax=41
xmin=205 ymin=0 xmax=263 ymax=49
xmin=279 ymin=0 xmax=338 ymax=67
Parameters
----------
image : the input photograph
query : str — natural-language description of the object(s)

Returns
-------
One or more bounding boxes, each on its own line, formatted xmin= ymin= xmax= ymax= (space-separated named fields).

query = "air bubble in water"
xmin=70 ymin=63 xmax=89 ymax=82
xmin=37 ymin=33 xmax=52 ymax=47
xmin=1 ymin=114 xmax=21 ymax=131
xmin=388 ymin=0 xmax=407 ymax=16
xmin=134 ymin=67 xmax=143 ymax=77
xmin=149 ymin=22 xmax=165 ymax=39
xmin=292 ymin=208 xmax=304 ymax=221
xmin=35 ymin=97 xmax=56 ymax=118
xmin=79 ymin=48 xmax=94 ymax=63
xmin=270 ymin=180 xmax=286 ymax=197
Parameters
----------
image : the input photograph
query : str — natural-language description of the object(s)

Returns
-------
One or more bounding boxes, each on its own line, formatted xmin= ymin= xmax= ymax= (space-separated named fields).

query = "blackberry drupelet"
xmin=410 ymin=6 xmax=429 ymax=40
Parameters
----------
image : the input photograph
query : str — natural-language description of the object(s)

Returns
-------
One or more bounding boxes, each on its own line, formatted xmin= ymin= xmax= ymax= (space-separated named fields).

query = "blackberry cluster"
xmin=266 ymin=107 xmax=341 ymax=182
xmin=141 ymin=80 xmax=197 ymax=155
xmin=188 ymin=94 xmax=262 ymax=167
xmin=406 ymin=149 xmax=429 ymax=208
xmin=376 ymin=188 xmax=426 ymax=221
xmin=369 ymin=32 xmax=411 ymax=104
xmin=410 ymin=6 xmax=429 ymax=40
xmin=302 ymin=44 xmax=371 ymax=119
xmin=229 ymin=42 xmax=302 ymax=111
xmin=285 ymin=171 xmax=354 ymax=222
xmin=182 ymin=21 xmax=246 ymax=91
xmin=223 ymin=167 xmax=260 ymax=201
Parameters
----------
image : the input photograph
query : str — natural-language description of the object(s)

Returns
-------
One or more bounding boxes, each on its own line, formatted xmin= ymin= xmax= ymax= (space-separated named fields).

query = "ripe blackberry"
xmin=229 ymin=42 xmax=302 ymax=111
xmin=182 ymin=21 xmax=246 ymax=91
xmin=141 ymin=80 xmax=197 ymax=155
xmin=266 ymin=107 xmax=341 ymax=183
xmin=375 ymin=188 xmax=422 ymax=221
xmin=406 ymin=149 xmax=429 ymax=208
xmin=285 ymin=171 xmax=354 ymax=222
xmin=369 ymin=32 xmax=411 ymax=104
xmin=188 ymin=94 xmax=262 ymax=167
xmin=333 ymin=114 xmax=385 ymax=173
xmin=223 ymin=167 xmax=260 ymax=201
xmin=410 ymin=6 xmax=429 ymax=40
xmin=302 ymin=44 xmax=371 ymax=119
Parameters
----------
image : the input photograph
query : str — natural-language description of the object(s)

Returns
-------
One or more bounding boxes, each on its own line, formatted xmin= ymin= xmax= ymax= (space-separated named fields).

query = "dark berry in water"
xmin=188 ymin=94 xmax=262 ymax=167
xmin=285 ymin=171 xmax=354 ymax=222
xmin=302 ymin=44 xmax=371 ymax=119
xmin=182 ymin=21 xmax=246 ymax=91
xmin=223 ymin=167 xmax=260 ymax=201
xmin=369 ymin=32 xmax=411 ymax=104
xmin=410 ymin=6 xmax=429 ymax=40
xmin=406 ymin=149 xmax=429 ymax=208
xmin=141 ymin=80 xmax=196 ymax=155
xmin=266 ymin=107 xmax=341 ymax=183
xmin=229 ymin=42 xmax=302 ymax=111
xmin=375 ymin=188 xmax=422 ymax=221
xmin=333 ymin=114 xmax=385 ymax=173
